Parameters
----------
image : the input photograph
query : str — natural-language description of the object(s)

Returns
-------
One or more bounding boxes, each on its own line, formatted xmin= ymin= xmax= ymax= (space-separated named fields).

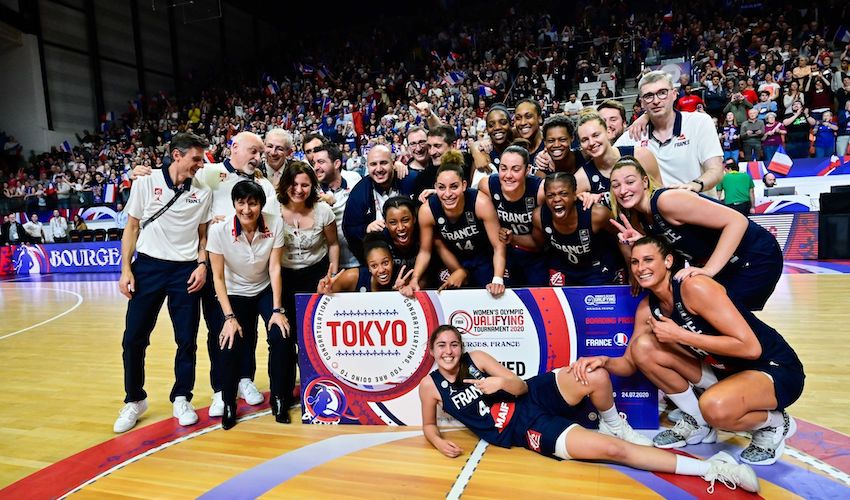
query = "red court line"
xmin=0 ymin=400 xmax=271 ymax=499
xmin=788 ymin=419 xmax=850 ymax=475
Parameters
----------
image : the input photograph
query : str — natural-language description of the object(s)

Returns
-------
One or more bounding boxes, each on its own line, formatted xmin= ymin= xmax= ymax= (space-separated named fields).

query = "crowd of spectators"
xmin=1 ymin=1 xmax=848 ymax=246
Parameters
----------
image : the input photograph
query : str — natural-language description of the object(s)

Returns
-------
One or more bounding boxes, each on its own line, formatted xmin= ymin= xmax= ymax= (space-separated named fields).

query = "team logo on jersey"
xmin=302 ymin=378 xmax=348 ymax=424
xmin=153 ymin=187 xmax=163 ymax=201
xmin=185 ymin=192 xmax=201 ymax=204
xmin=219 ymin=172 xmax=228 ymax=182
xmin=525 ymin=197 xmax=535 ymax=210
xmin=549 ymin=270 xmax=565 ymax=287
xmin=526 ymin=429 xmax=542 ymax=452
xmin=466 ymin=212 xmax=475 ymax=224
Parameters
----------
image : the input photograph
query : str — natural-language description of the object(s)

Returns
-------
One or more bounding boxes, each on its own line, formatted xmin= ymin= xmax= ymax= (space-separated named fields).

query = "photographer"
xmin=723 ymin=89 xmax=753 ymax=126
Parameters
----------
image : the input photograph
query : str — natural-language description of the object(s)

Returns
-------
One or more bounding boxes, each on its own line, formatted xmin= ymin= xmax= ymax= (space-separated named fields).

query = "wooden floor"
xmin=1 ymin=270 xmax=849 ymax=498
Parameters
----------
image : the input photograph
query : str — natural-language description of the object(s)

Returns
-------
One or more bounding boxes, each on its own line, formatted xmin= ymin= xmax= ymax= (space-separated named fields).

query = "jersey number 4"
xmin=478 ymin=401 xmax=489 ymax=417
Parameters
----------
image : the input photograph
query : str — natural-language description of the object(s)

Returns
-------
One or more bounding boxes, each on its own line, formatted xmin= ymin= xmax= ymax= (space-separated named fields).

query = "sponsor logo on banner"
xmin=312 ymin=293 xmax=428 ymax=392
xmin=526 ymin=429 xmax=542 ymax=452
xmin=12 ymin=245 xmax=51 ymax=274
xmin=584 ymin=293 xmax=617 ymax=310
xmin=302 ymin=378 xmax=348 ymax=424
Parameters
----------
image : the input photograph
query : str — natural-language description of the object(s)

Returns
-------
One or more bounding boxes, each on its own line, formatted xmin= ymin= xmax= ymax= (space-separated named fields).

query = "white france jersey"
xmin=205 ymin=214 xmax=285 ymax=297
xmin=198 ymin=160 xmax=281 ymax=219
xmin=615 ymin=111 xmax=723 ymax=198
xmin=127 ymin=169 xmax=212 ymax=262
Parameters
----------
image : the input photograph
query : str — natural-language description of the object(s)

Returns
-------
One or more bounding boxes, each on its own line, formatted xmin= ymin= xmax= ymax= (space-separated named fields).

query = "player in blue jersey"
xmin=470 ymin=104 xmax=515 ymax=174
xmin=575 ymin=112 xmax=661 ymax=205
xmin=400 ymin=150 xmax=506 ymax=297
xmin=419 ymin=325 xmax=760 ymax=494
xmin=381 ymin=197 xmax=420 ymax=274
xmin=533 ymin=173 xmax=625 ymax=286
xmin=608 ymin=156 xmax=783 ymax=311
xmin=478 ymin=145 xmax=547 ymax=287
xmin=317 ymin=237 xmax=410 ymax=294
xmin=571 ymin=237 xmax=804 ymax=466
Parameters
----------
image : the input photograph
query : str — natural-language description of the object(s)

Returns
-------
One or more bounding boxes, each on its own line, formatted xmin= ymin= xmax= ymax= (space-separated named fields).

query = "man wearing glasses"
xmin=406 ymin=126 xmax=430 ymax=173
xmin=616 ymin=70 xmax=724 ymax=198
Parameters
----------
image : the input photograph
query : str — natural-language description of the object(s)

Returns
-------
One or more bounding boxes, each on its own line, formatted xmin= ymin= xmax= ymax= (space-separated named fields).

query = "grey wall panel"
xmin=44 ymin=45 xmax=95 ymax=132
xmin=223 ymin=2 xmax=252 ymax=63
xmin=102 ymin=60 xmax=139 ymax=117
xmin=144 ymin=70 xmax=175 ymax=96
xmin=94 ymin=0 xmax=135 ymax=63
xmin=177 ymin=17 xmax=220 ymax=79
xmin=40 ymin=0 xmax=87 ymax=50
xmin=138 ymin=2 xmax=172 ymax=74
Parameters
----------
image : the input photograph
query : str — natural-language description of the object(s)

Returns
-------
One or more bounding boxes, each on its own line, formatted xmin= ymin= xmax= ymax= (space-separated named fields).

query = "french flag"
xmin=835 ymin=26 xmax=850 ymax=44
xmin=767 ymin=145 xmax=793 ymax=175
xmin=430 ymin=50 xmax=442 ymax=64
xmin=446 ymin=52 xmax=460 ymax=66
xmin=103 ymin=184 xmax=117 ymax=204
xmin=443 ymin=71 xmax=465 ymax=86
xmin=745 ymin=160 xmax=765 ymax=180
xmin=479 ymin=84 xmax=497 ymax=97
xmin=663 ymin=8 xmax=673 ymax=23
xmin=60 ymin=141 xmax=72 ymax=153
xmin=265 ymin=81 xmax=279 ymax=95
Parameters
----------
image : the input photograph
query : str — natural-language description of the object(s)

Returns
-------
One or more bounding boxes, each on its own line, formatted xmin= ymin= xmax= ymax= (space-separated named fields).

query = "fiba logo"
xmin=584 ymin=294 xmax=616 ymax=307
xmin=302 ymin=378 xmax=348 ymax=424
xmin=12 ymin=245 xmax=50 ymax=275
xmin=613 ymin=332 xmax=629 ymax=347
xmin=449 ymin=310 xmax=474 ymax=335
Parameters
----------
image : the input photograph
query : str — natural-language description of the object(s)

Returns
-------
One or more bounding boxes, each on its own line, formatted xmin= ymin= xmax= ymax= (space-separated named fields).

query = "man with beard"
xmin=314 ymin=143 xmax=361 ymax=269
xmin=343 ymin=145 xmax=418 ymax=264
xmin=597 ymin=100 xmax=628 ymax=143
xmin=414 ymin=125 xmax=473 ymax=199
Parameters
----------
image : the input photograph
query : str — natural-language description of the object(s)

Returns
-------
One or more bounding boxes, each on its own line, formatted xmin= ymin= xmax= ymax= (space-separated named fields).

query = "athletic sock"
xmin=694 ymin=363 xmax=718 ymax=391
xmin=760 ymin=410 xmax=784 ymax=430
xmin=675 ymin=455 xmax=711 ymax=476
xmin=599 ymin=405 xmax=622 ymax=430
xmin=667 ymin=387 xmax=708 ymax=426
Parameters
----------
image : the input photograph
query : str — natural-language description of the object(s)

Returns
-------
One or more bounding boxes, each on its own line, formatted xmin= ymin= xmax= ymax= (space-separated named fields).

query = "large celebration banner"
xmin=296 ymin=287 xmax=658 ymax=429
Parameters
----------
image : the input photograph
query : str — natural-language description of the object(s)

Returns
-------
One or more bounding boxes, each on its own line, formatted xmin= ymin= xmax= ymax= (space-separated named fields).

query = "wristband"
xmin=273 ymin=307 xmax=286 ymax=314
xmin=197 ymin=260 xmax=208 ymax=267
xmin=491 ymin=276 xmax=504 ymax=285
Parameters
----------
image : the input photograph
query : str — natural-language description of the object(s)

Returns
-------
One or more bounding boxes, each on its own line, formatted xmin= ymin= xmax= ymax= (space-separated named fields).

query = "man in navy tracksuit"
xmin=343 ymin=145 xmax=418 ymax=264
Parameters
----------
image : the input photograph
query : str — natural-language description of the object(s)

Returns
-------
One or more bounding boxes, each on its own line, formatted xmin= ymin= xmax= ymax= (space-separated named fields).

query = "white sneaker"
xmin=667 ymin=408 xmax=683 ymax=423
xmin=653 ymin=412 xmax=716 ymax=448
xmin=209 ymin=391 xmax=224 ymax=417
xmin=703 ymin=451 xmax=760 ymax=494
xmin=114 ymin=400 xmax=148 ymax=433
xmin=172 ymin=396 xmax=199 ymax=426
xmin=741 ymin=411 xmax=797 ymax=466
xmin=598 ymin=412 xmax=653 ymax=446
xmin=238 ymin=378 xmax=264 ymax=405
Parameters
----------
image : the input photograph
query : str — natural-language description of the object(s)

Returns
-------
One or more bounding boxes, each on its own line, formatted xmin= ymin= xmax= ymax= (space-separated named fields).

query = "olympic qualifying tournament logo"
xmin=302 ymin=378 xmax=349 ymax=424
xmin=311 ymin=293 xmax=428 ymax=393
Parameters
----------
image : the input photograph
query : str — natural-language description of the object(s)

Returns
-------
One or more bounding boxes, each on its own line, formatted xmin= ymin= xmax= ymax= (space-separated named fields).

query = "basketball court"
xmin=2 ymin=264 xmax=850 ymax=498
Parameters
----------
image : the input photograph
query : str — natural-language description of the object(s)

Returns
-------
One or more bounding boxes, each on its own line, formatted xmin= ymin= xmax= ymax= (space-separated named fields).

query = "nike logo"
xmin=769 ymin=361 xmax=779 ymax=367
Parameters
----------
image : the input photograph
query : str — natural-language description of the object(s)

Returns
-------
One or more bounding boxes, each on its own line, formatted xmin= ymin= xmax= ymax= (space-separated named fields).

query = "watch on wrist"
xmin=197 ymin=260 xmax=209 ymax=267
xmin=691 ymin=179 xmax=705 ymax=192
xmin=273 ymin=307 xmax=286 ymax=314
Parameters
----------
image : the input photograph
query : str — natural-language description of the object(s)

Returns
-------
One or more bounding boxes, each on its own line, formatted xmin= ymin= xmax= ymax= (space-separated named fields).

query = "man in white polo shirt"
xmin=616 ymin=70 xmax=724 ymax=198
xmin=114 ymin=133 xmax=213 ymax=433
xmin=314 ymin=142 xmax=361 ymax=269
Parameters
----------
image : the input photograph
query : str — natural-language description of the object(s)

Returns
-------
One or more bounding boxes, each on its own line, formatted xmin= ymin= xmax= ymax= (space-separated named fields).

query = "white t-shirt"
xmin=323 ymin=173 xmax=361 ymax=269
xmin=281 ymin=201 xmax=335 ymax=270
xmin=198 ymin=161 xmax=281 ymax=219
xmin=206 ymin=214 xmax=285 ymax=296
xmin=615 ymin=111 xmax=723 ymax=198
xmin=127 ymin=169 xmax=212 ymax=262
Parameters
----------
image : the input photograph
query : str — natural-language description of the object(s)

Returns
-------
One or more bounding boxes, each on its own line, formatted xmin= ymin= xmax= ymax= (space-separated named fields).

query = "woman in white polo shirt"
xmin=207 ymin=180 xmax=289 ymax=429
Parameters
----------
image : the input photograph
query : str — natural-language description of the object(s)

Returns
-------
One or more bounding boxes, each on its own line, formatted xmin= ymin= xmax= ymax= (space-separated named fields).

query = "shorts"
xmin=715 ymin=236 xmax=784 ymax=311
xmin=514 ymin=371 xmax=582 ymax=459
xmin=709 ymin=359 xmax=805 ymax=411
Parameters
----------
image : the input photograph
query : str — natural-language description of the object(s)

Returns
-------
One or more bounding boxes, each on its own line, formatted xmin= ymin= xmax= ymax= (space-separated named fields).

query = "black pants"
xmin=281 ymin=255 xmax=330 ymax=403
xmin=219 ymin=286 xmax=287 ymax=405
xmin=122 ymin=254 xmax=200 ymax=403
xmin=726 ymin=201 xmax=751 ymax=217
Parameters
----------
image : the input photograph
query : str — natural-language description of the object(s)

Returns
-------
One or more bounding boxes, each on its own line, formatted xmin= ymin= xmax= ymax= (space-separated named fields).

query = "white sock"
xmin=667 ymin=387 xmax=707 ymax=426
xmin=599 ymin=405 xmax=621 ymax=429
xmin=675 ymin=455 xmax=711 ymax=477
xmin=761 ymin=410 xmax=784 ymax=429
xmin=694 ymin=364 xmax=718 ymax=391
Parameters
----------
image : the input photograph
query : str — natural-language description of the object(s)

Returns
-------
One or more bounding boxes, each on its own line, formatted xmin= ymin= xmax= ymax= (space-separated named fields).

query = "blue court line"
xmin=606 ymin=464 xmax=696 ymax=499
xmin=198 ymin=430 xmax=422 ymax=499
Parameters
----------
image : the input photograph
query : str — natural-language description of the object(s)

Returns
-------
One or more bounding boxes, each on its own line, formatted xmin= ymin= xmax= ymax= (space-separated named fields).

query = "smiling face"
xmin=610 ymin=164 xmax=648 ymax=210
xmin=287 ymin=173 xmax=314 ymax=204
xmin=366 ymin=247 xmax=394 ymax=287
xmin=385 ymin=205 xmax=415 ymax=248
xmin=429 ymin=327 xmax=463 ymax=373
xmin=578 ymin=119 xmax=610 ymax=160
xmin=544 ymin=179 xmax=576 ymax=220
xmin=264 ymin=134 xmax=290 ymax=170
xmin=514 ymin=102 xmax=540 ymax=141
xmin=486 ymin=109 xmax=511 ymax=146
xmin=498 ymin=152 xmax=527 ymax=193
xmin=435 ymin=170 xmax=466 ymax=212
xmin=312 ymin=150 xmax=338 ymax=184
xmin=230 ymin=134 xmax=263 ymax=174
xmin=234 ymin=197 xmax=261 ymax=228
xmin=367 ymin=146 xmax=393 ymax=187
xmin=407 ymin=129 xmax=429 ymax=163
xmin=544 ymin=125 xmax=572 ymax=161
xmin=427 ymin=135 xmax=450 ymax=166
xmin=598 ymin=107 xmax=625 ymax=141
xmin=630 ymin=241 xmax=673 ymax=289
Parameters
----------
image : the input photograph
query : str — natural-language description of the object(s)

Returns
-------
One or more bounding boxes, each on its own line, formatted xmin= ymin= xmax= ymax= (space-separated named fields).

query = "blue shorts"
xmin=506 ymin=246 xmax=548 ymax=287
xmin=716 ymin=236 xmax=783 ymax=311
xmin=510 ymin=371 xmax=581 ymax=459
xmin=711 ymin=358 xmax=805 ymax=411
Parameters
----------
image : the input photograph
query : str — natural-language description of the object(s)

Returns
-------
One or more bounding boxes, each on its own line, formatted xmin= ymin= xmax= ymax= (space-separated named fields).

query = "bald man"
xmin=342 ymin=145 xmax=419 ymax=264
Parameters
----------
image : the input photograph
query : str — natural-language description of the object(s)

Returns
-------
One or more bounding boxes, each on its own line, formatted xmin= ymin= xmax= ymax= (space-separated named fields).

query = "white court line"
xmin=446 ymin=439 xmax=488 ymax=499
xmin=0 ymin=287 xmax=84 ymax=340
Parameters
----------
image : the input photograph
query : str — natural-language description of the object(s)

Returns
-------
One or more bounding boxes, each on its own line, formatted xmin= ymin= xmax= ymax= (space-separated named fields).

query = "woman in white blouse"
xmin=278 ymin=161 xmax=339 ymax=415
xmin=207 ymin=180 xmax=289 ymax=429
